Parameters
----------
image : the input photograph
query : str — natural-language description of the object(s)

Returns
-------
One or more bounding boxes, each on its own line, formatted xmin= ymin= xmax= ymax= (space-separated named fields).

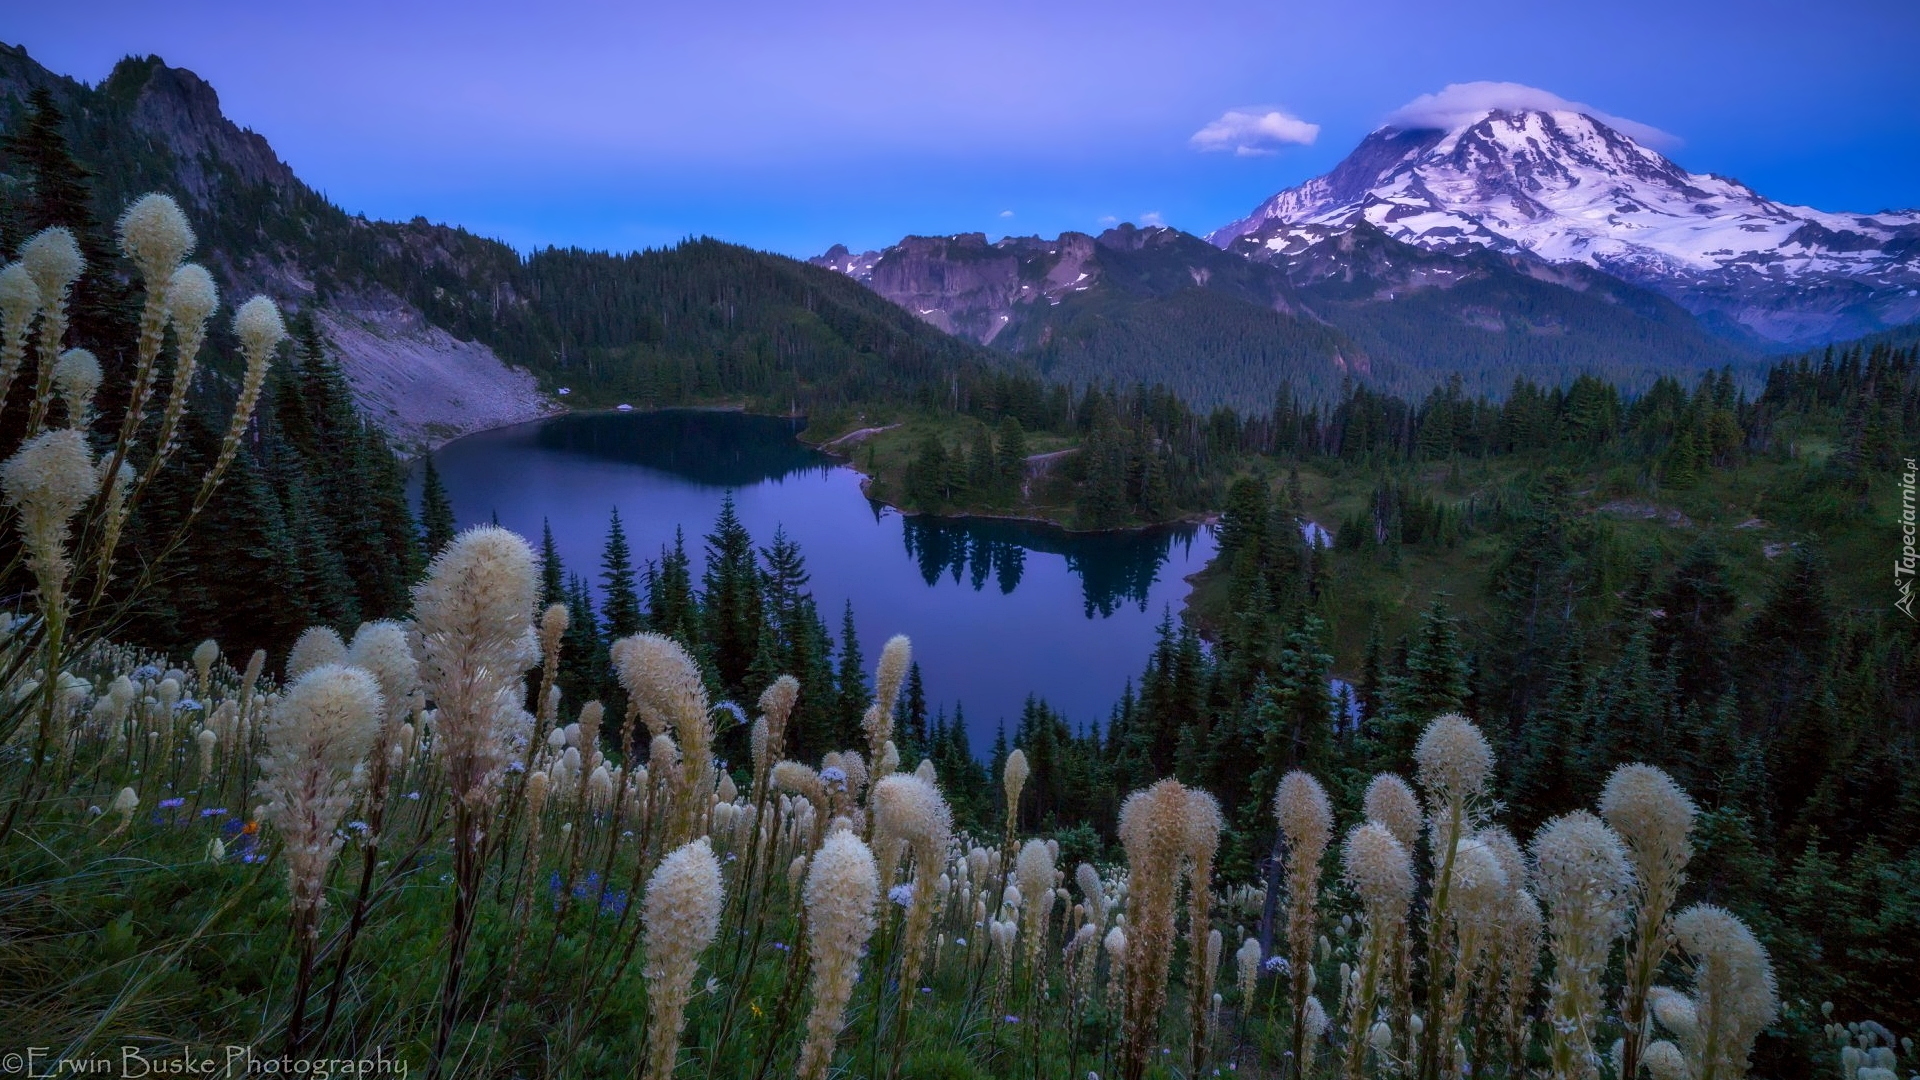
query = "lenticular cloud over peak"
xmin=1382 ymin=82 xmax=1677 ymax=147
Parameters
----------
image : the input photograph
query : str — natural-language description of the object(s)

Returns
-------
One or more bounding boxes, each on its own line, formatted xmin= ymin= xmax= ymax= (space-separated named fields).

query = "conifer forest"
xmin=0 ymin=28 xmax=1917 ymax=1080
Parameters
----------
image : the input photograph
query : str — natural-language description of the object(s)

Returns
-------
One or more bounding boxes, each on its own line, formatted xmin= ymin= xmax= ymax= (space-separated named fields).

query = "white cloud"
xmin=1190 ymin=107 xmax=1320 ymax=155
xmin=1382 ymin=82 xmax=1678 ymax=147
xmin=1139 ymin=211 xmax=1166 ymax=227
xmin=1097 ymin=214 xmax=1119 ymax=225
xmin=999 ymin=209 xmax=1015 ymax=218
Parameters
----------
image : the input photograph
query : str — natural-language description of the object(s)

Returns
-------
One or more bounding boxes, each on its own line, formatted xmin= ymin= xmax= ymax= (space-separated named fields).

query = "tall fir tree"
xmin=419 ymin=456 xmax=457 ymax=556
xmin=834 ymin=602 xmax=867 ymax=749
xmin=701 ymin=493 xmax=763 ymax=701
xmin=539 ymin=519 xmax=566 ymax=610
xmin=599 ymin=507 xmax=644 ymax=640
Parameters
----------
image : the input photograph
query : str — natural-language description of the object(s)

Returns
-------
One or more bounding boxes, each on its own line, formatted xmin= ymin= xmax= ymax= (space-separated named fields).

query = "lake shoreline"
xmin=425 ymin=401 xmax=1218 ymax=538
xmin=803 ymin=419 xmax=1220 ymax=538
xmin=424 ymin=406 xmax=1217 ymax=734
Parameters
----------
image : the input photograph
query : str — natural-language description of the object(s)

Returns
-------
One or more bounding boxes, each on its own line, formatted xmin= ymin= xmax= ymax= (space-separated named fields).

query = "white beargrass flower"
xmin=164 ymin=264 xmax=217 ymax=354
xmin=116 ymin=194 xmax=194 ymax=283
xmin=1116 ymin=779 xmax=1193 ymax=1080
xmin=413 ymin=526 xmax=538 ymax=810
xmin=2 ymin=429 xmax=98 ymax=603
xmin=1362 ymin=772 xmax=1422 ymax=850
xmin=20 ymin=227 xmax=83 ymax=307
xmin=234 ymin=295 xmax=286 ymax=365
xmin=1662 ymin=905 xmax=1777 ymax=1080
xmin=1016 ymin=838 xmax=1057 ymax=976
xmin=256 ymin=664 xmax=382 ymax=922
xmin=1602 ymin=763 xmax=1699 ymax=1080
xmin=798 ymin=829 xmax=880 ymax=1080
xmin=1532 ymin=810 xmax=1634 ymax=1080
xmin=870 ymin=772 xmax=951 ymax=1013
xmin=612 ymin=632 xmax=712 ymax=848
xmin=1415 ymin=714 xmax=1493 ymax=808
xmin=287 ymin=627 xmax=347 ymax=681
xmin=641 ymin=837 xmax=724 ymax=1080
xmin=191 ymin=639 xmax=220 ymax=687
xmin=862 ymin=634 xmax=911 ymax=772
xmin=0 ymin=261 xmax=36 ymax=328
xmin=51 ymin=348 xmax=101 ymax=425
xmin=347 ymin=620 xmax=420 ymax=734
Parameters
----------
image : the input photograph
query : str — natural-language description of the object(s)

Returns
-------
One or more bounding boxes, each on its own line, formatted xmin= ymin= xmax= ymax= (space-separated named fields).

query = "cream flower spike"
xmin=117 ymin=193 xmax=195 ymax=283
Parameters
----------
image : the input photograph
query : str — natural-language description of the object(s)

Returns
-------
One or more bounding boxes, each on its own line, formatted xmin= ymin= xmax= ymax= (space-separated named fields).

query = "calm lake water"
xmin=421 ymin=410 xmax=1215 ymax=750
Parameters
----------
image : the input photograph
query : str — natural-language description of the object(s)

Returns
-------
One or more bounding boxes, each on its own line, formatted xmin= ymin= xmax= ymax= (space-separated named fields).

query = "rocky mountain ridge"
xmin=814 ymin=95 xmax=1917 ymax=403
xmin=812 ymin=216 xmax=1752 ymax=408
xmin=0 ymin=43 xmax=556 ymax=452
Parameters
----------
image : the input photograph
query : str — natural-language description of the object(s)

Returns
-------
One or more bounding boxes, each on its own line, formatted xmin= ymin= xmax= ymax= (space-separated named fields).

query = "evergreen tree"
xmin=1381 ymin=601 xmax=1470 ymax=762
xmin=647 ymin=528 xmax=699 ymax=645
xmin=599 ymin=508 xmax=644 ymax=639
xmin=897 ymin=661 xmax=929 ymax=761
xmin=1655 ymin=540 xmax=1738 ymax=705
xmin=539 ymin=519 xmax=566 ymax=610
xmin=701 ymin=494 xmax=762 ymax=700
xmin=834 ymin=602 xmax=867 ymax=748
xmin=994 ymin=416 xmax=1028 ymax=494
xmin=0 ymin=86 xmax=130 ymax=350
xmin=419 ymin=456 xmax=457 ymax=556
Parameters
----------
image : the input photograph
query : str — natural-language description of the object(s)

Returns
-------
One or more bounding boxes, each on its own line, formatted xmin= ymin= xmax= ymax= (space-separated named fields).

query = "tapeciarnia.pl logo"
xmin=1898 ymin=456 xmax=1917 ymax=621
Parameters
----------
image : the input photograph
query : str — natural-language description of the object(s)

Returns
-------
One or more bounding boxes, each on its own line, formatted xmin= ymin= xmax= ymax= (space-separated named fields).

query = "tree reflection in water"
xmin=899 ymin=514 xmax=1199 ymax=618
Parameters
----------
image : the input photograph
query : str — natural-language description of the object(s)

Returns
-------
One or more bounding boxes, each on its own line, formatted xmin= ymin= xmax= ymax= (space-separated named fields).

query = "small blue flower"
xmin=201 ymin=807 xmax=228 ymax=818
xmin=158 ymin=797 xmax=185 ymax=809
xmin=174 ymin=698 xmax=201 ymax=712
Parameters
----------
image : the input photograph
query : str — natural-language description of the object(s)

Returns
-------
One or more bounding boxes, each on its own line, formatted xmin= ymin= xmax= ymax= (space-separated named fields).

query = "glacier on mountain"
xmin=1209 ymin=93 xmax=1920 ymax=346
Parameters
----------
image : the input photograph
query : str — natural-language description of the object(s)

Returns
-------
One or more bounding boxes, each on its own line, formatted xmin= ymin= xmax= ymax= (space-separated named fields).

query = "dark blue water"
xmin=423 ymin=410 xmax=1214 ymax=748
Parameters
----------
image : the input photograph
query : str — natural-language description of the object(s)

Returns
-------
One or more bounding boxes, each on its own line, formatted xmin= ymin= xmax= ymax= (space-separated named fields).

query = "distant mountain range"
xmin=816 ymin=100 xmax=1920 ymax=409
xmin=4 ymin=42 xmax=1912 ymax=428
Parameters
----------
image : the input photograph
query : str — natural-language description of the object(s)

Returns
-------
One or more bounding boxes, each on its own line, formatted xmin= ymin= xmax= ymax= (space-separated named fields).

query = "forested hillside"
xmin=960 ymin=341 xmax=1920 ymax=1073
xmin=0 ymin=85 xmax=419 ymax=660
xmin=365 ymin=335 xmax=1919 ymax=1076
xmin=818 ymin=220 xmax=1762 ymax=412
xmin=0 ymin=46 xmax=1021 ymax=435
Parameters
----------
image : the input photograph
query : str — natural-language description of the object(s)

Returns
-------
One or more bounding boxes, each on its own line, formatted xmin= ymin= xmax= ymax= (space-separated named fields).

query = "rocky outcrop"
xmin=314 ymin=288 xmax=557 ymax=454
xmin=0 ymin=43 xmax=556 ymax=451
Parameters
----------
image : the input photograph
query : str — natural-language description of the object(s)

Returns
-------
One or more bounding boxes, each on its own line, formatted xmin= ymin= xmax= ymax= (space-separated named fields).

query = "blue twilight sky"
xmin=9 ymin=0 xmax=1920 ymax=259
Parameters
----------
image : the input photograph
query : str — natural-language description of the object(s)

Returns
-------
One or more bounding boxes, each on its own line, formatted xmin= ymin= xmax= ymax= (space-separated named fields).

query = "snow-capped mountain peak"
xmin=1210 ymin=93 xmax=1920 ymax=345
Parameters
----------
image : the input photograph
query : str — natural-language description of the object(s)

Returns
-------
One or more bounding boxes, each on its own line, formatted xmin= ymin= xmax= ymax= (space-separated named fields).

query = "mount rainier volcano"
xmin=1209 ymin=92 xmax=1920 ymax=346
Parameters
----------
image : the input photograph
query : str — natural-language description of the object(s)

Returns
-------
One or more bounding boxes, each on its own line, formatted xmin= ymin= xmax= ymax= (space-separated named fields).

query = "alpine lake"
xmin=421 ymin=409 xmax=1215 ymax=749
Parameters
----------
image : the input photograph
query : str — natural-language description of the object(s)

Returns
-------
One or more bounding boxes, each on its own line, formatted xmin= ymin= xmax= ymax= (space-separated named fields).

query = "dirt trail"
xmin=819 ymin=423 xmax=901 ymax=452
